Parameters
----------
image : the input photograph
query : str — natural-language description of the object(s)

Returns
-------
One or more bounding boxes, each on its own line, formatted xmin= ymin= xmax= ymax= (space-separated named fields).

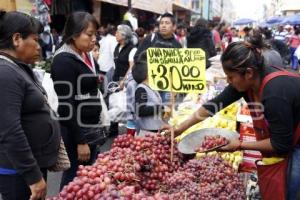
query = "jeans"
xmin=60 ymin=126 xmax=97 ymax=190
xmin=290 ymin=47 xmax=299 ymax=70
xmin=288 ymin=145 xmax=300 ymax=200
xmin=0 ymin=169 xmax=47 ymax=200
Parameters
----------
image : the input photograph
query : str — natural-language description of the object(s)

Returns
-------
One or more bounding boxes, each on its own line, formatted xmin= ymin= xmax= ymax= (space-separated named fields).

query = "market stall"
xmin=47 ymin=133 xmax=246 ymax=200
xmin=46 ymin=52 xmax=259 ymax=199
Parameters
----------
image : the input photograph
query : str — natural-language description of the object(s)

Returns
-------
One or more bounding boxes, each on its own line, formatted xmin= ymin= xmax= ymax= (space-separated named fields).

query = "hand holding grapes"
xmin=159 ymin=124 xmax=180 ymax=137
xmin=220 ymin=138 xmax=242 ymax=151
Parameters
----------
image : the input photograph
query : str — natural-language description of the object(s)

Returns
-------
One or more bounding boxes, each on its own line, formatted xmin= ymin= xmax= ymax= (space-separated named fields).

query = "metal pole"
xmin=208 ymin=0 xmax=211 ymax=20
xmin=128 ymin=0 xmax=132 ymax=10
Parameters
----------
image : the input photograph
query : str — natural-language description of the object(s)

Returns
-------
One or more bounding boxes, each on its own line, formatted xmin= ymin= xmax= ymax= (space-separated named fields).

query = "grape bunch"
xmin=47 ymin=135 xmax=245 ymax=200
xmin=183 ymin=156 xmax=245 ymax=200
xmin=47 ymin=134 xmax=183 ymax=199
xmin=195 ymin=135 xmax=228 ymax=152
xmin=112 ymin=134 xmax=182 ymax=192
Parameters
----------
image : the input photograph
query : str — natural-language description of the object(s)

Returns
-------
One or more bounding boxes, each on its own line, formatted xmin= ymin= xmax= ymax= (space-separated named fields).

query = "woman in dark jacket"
xmin=0 ymin=11 xmax=60 ymax=200
xmin=51 ymin=12 xmax=102 ymax=189
xmin=187 ymin=18 xmax=217 ymax=69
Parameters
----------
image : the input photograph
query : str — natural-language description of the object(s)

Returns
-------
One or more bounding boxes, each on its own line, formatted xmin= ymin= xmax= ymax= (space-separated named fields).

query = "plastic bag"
xmin=295 ymin=46 xmax=300 ymax=60
xmin=42 ymin=73 xmax=59 ymax=112
xmin=99 ymin=90 xmax=110 ymax=126
xmin=108 ymin=90 xmax=127 ymax=122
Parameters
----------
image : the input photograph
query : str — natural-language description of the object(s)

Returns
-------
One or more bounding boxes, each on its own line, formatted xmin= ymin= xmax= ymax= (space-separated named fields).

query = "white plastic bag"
xmin=108 ymin=91 xmax=127 ymax=122
xmin=99 ymin=90 xmax=110 ymax=126
xmin=295 ymin=46 xmax=300 ymax=60
xmin=42 ymin=73 xmax=59 ymax=112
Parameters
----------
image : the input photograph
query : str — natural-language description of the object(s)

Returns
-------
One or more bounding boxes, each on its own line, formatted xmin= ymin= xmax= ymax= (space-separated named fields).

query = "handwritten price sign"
xmin=147 ymin=48 xmax=206 ymax=93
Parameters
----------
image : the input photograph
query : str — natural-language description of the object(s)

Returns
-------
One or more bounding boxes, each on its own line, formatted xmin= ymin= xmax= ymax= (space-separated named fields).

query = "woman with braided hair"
xmin=161 ymin=41 xmax=300 ymax=200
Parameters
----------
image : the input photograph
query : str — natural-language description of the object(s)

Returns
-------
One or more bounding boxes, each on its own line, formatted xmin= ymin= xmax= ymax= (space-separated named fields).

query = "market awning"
xmin=172 ymin=0 xmax=194 ymax=12
xmin=264 ymin=16 xmax=285 ymax=26
xmin=98 ymin=0 xmax=172 ymax=14
xmin=281 ymin=13 xmax=300 ymax=25
xmin=132 ymin=0 xmax=172 ymax=14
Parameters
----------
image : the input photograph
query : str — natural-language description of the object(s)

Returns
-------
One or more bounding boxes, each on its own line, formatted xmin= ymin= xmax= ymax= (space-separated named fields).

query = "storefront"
xmin=95 ymin=0 xmax=172 ymax=31
xmin=172 ymin=0 xmax=194 ymax=25
xmin=0 ymin=0 xmax=34 ymax=14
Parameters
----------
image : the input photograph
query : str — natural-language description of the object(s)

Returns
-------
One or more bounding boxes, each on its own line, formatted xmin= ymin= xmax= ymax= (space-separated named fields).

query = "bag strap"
xmin=0 ymin=55 xmax=49 ymax=100
xmin=259 ymin=67 xmax=300 ymax=99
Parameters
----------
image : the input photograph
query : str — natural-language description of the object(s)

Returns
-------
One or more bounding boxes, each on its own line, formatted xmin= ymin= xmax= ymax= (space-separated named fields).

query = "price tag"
xmin=147 ymin=48 xmax=206 ymax=93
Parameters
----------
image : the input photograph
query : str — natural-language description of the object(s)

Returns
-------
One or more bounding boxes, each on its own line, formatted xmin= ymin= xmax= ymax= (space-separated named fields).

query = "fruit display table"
xmin=47 ymin=134 xmax=246 ymax=200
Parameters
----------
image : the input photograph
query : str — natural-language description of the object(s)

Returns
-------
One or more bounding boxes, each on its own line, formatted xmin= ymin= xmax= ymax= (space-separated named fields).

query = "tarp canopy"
xmin=281 ymin=13 xmax=300 ymax=25
xmin=265 ymin=16 xmax=285 ymax=25
xmin=233 ymin=18 xmax=256 ymax=25
xmin=258 ymin=22 xmax=272 ymax=28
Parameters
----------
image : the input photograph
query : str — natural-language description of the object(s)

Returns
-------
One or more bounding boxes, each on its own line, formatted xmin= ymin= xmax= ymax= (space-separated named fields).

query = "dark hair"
xmin=132 ymin=51 xmax=148 ymax=83
xmin=208 ymin=20 xmax=216 ymax=28
xmin=160 ymin=13 xmax=176 ymax=25
xmin=105 ymin=24 xmax=116 ymax=35
xmin=0 ymin=10 xmax=43 ymax=49
xmin=135 ymin=27 xmax=145 ymax=37
xmin=62 ymin=12 xmax=99 ymax=44
xmin=221 ymin=42 xmax=265 ymax=75
xmin=243 ymin=27 xmax=251 ymax=33
xmin=195 ymin=18 xmax=208 ymax=28
xmin=177 ymin=22 xmax=187 ymax=29
xmin=295 ymin=27 xmax=300 ymax=35
xmin=263 ymin=28 xmax=272 ymax=40
xmin=94 ymin=41 xmax=100 ymax=48
xmin=248 ymin=32 xmax=269 ymax=49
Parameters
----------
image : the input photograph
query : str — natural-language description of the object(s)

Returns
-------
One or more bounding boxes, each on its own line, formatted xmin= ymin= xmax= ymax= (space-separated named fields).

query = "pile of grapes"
xmin=47 ymin=134 xmax=245 ymax=200
xmin=195 ymin=135 xmax=228 ymax=152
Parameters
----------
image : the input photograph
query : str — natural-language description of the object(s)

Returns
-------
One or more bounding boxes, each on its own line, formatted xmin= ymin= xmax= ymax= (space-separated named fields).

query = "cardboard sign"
xmin=147 ymin=48 xmax=206 ymax=93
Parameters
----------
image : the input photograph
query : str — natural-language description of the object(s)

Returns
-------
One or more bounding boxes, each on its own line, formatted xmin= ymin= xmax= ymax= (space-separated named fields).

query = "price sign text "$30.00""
xmin=147 ymin=48 xmax=206 ymax=93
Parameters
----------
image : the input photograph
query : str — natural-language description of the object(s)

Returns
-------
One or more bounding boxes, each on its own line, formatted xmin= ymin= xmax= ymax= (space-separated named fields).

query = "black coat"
xmin=51 ymin=52 xmax=102 ymax=144
xmin=0 ymin=54 xmax=60 ymax=185
xmin=187 ymin=26 xmax=216 ymax=69
xmin=134 ymin=33 xmax=182 ymax=62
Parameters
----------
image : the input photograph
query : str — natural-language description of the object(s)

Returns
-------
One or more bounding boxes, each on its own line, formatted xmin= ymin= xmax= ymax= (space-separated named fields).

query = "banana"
xmin=262 ymin=157 xmax=284 ymax=165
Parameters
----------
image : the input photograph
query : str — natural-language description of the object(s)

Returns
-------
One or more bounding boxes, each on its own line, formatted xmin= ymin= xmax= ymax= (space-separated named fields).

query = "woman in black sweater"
xmin=162 ymin=41 xmax=300 ymax=200
xmin=51 ymin=12 xmax=102 ymax=188
xmin=0 ymin=11 xmax=60 ymax=200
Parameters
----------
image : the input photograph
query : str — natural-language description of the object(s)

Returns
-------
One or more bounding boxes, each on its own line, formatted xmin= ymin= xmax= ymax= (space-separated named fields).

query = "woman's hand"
xmin=159 ymin=124 xmax=180 ymax=137
xmin=162 ymin=106 xmax=171 ymax=119
xmin=29 ymin=178 xmax=47 ymax=200
xmin=119 ymin=80 xmax=125 ymax=90
xmin=220 ymin=138 xmax=241 ymax=152
xmin=77 ymin=144 xmax=90 ymax=162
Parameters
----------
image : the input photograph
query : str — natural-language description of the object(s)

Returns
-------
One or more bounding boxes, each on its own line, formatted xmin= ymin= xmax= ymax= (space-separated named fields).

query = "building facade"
xmin=191 ymin=0 xmax=234 ymax=23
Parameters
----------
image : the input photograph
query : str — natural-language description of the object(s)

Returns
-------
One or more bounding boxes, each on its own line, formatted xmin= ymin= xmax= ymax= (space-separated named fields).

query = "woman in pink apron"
xmin=161 ymin=41 xmax=300 ymax=200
